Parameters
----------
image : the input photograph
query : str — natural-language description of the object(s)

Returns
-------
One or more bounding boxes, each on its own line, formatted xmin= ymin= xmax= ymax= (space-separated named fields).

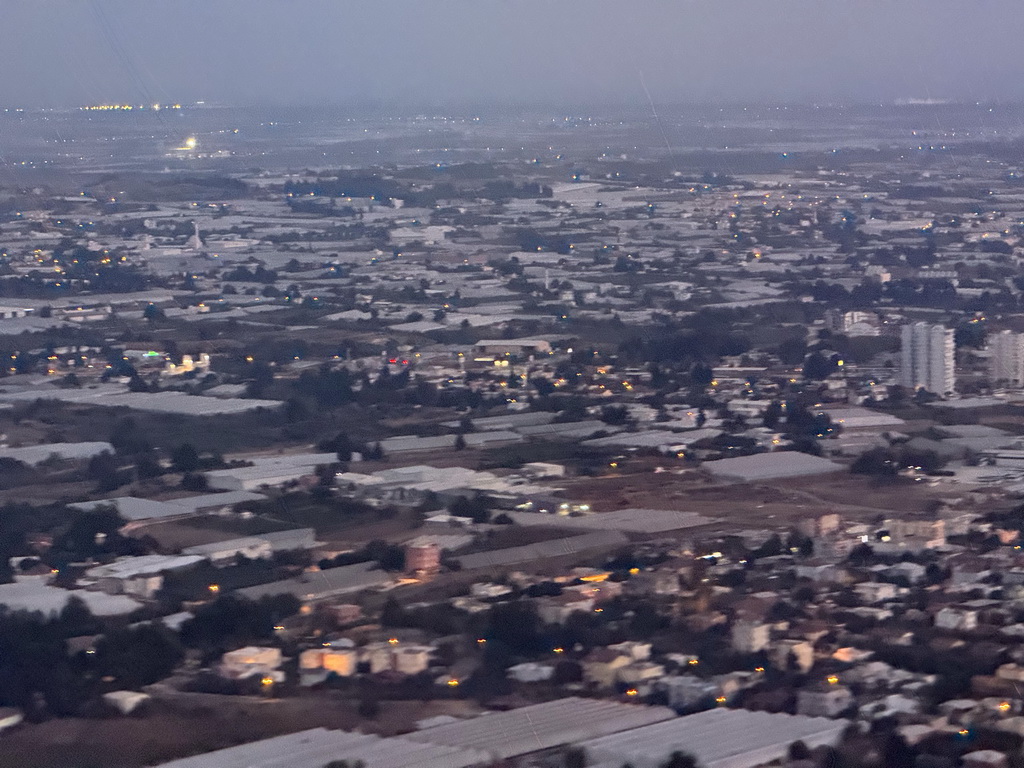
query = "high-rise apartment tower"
xmin=900 ymin=322 xmax=955 ymax=396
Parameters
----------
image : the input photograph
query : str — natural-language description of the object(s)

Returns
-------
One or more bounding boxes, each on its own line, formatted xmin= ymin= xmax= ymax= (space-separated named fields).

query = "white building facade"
xmin=900 ymin=322 xmax=955 ymax=396
xmin=989 ymin=330 xmax=1024 ymax=387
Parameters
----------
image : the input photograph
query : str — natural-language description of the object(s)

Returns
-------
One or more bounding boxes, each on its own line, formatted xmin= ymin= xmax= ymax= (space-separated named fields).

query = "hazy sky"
xmin=2 ymin=0 xmax=1021 ymax=108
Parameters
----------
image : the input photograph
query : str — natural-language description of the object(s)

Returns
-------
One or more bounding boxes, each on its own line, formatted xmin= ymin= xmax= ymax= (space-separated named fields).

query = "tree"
xmin=335 ymin=435 xmax=353 ymax=462
xmin=364 ymin=540 xmax=405 ymax=571
xmin=93 ymin=624 xmax=184 ymax=688
xmin=143 ymin=303 xmax=164 ymax=322
xmin=564 ymin=747 xmax=587 ymax=768
xmin=454 ymin=433 xmax=467 ymax=451
xmin=600 ymin=405 xmax=630 ymax=426
xmin=955 ymin=319 xmax=987 ymax=349
xmin=552 ymin=660 xmax=583 ymax=684
xmin=848 ymin=542 xmax=875 ymax=566
xmin=881 ymin=732 xmax=916 ymax=768
xmin=788 ymin=741 xmax=811 ymax=761
xmin=170 ymin=443 xmax=200 ymax=473
xmin=802 ymin=351 xmax=837 ymax=380
xmin=181 ymin=473 xmax=208 ymax=492
xmin=690 ymin=363 xmax=714 ymax=389
xmin=58 ymin=596 xmax=100 ymax=637
xmin=380 ymin=597 xmax=406 ymax=627
xmin=661 ymin=752 xmax=700 ymax=768
xmin=752 ymin=534 xmax=783 ymax=559
xmin=87 ymin=451 xmax=119 ymax=483
xmin=852 ymin=447 xmax=897 ymax=476
xmin=136 ymin=454 xmax=162 ymax=480
xmin=180 ymin=594 xmax=301 ymax=651
xmin=357 ymin=698 xmax=380 ymax=719
xmin=777 ymin=337 xmax=808 ymax=365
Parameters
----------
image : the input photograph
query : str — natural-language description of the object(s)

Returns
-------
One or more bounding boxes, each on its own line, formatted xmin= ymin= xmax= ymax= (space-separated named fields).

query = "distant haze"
xmin=4 ymin=0 xmax=1022 ymax=108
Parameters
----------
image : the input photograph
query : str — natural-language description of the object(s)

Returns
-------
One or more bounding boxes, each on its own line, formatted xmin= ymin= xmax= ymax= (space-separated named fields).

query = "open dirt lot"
xmin=557 ymin=462 xmax=960 ymax=532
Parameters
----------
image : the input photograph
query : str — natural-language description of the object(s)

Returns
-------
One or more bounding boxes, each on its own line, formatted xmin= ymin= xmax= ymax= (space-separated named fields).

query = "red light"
xmin=401 ymin=360 xmax=409 ymax=365
xmin=388 ymin=358 xmax=397 ymax=364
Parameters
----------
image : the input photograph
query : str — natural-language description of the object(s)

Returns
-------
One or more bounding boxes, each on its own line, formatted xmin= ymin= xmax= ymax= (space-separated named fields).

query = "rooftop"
xmin=406 ymin=697 xmax=675 ymax=760
xmin=581 ymin=707 xmax=848 ymax=768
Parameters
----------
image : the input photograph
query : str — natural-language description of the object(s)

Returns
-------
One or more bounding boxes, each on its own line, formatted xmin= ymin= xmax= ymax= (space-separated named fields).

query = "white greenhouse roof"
xmin=580 ymin=708 xmax=847 ymax=768
xmin=0 ymin=441 xmax=113 ymax=466
xmin=152 ymin=727 xmax=489 ymax=768
xmin=407 ymin=697 xmax=675 ymax=760
xmin=0 ymin=581 xmax=141 ymax=616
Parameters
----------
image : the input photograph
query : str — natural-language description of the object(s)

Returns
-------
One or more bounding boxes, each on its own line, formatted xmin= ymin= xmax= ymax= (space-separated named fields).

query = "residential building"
xmin=658 ymin=676 xmax=720 ymax=709
xmin=797 ymin=686 xmax=855 ymax=718
xmin=900 ymin=322 xmax=955 ymax=396
xmin=883 ymin=517 xmax=946 ymax=550
xmin=507 ymin=662 xmax=554 ymax=683
xmin=989 ymin=330 xmax=1024 ymax=387
xmin=299 ymin=648 xmax=357 ymax=676
xmin=935 ymin=606 xmax=979 ymax=631
xmin=220 ymin=646 xmax=282 ymax=679
xmin=769 ymin=639 xmax=815 ymax=673
xmin=732 ymin=618 xmax=771 ymax=653
xmin=361 ymin=642 xmax=432 ymax=675
xmin=582 ymin=648 xmax=632 ymax=687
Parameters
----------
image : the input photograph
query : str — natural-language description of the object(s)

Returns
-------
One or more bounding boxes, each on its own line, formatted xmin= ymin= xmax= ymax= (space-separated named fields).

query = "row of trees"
xmin=0 ymin=600 xmax=181 ymax=717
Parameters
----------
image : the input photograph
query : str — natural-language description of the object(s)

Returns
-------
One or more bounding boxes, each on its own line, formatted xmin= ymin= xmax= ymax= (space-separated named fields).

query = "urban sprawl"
xmin=2 ymin=104 xmax=1024 ymax=768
